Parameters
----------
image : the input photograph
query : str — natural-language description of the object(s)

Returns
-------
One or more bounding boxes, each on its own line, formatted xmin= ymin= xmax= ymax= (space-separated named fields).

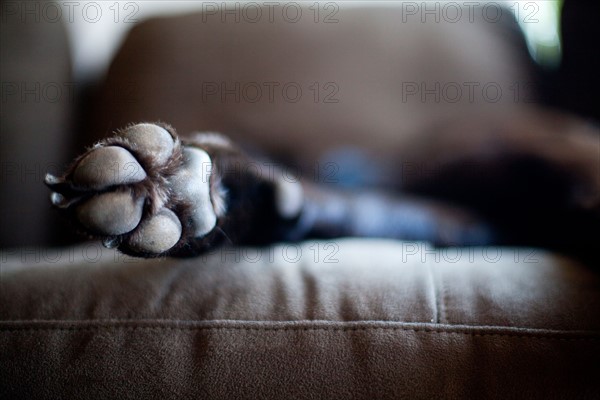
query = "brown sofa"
xmin=1 ymin=4 xmax=599 ymax=399
xmin=2 ymin=241 xmax=599 ymax=399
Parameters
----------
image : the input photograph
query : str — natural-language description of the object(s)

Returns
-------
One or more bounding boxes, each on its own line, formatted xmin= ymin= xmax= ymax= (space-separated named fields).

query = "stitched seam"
xmin=0 ymin=325 xmax=598 ymax=341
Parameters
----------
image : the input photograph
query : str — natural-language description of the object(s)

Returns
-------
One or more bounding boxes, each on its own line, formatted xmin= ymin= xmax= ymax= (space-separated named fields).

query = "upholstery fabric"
xmin=2 ymin=240 xmax=599 ymax=399
xmin=0 ymin=2 xmax=73 ymax=248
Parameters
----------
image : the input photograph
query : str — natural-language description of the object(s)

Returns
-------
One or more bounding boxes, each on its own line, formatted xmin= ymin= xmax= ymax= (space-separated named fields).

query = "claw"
xmin=50 ymin=192 xmax=64 ymax=206
xmin=50 ymin=192 xmax=82 ymax=209
xmin=44 ymin=173 xmax=62 ymax=186
xmin=102 ymin=236 xmax=121 ymax=249
xmin=45 ymin=173 xmax=87 ymax=196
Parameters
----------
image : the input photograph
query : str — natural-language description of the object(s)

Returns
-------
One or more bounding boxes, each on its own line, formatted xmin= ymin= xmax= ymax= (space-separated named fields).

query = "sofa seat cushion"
xmin=1 ymin=239 xmax=599 ymax=399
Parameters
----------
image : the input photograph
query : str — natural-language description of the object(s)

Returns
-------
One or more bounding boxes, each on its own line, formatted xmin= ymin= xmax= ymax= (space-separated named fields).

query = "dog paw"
xmin=46 ymin=123 xmax=306 ymax=257
xmin=45 ymin=123 xmax=229 ymax=257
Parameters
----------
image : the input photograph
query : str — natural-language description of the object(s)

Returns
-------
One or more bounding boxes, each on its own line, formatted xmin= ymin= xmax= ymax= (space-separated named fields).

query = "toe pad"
xmin=127 ymin=208 xmax=182 ymax=254
xmin=73 ymin=146 xmax=146 ymax=189
xmin=76 ymin=191 xmax=144 ymax=235
xmin=119 ymin=124 xmax=175 ymax=167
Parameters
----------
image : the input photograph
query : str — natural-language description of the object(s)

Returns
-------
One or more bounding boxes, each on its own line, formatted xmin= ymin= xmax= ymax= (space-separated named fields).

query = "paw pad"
xmin=116 ymin=123 xmax=175 ymax=168
xmin=72 ymin=146 xmax=146 ymax=189
xmin=126 ymin=208 xmax=182 ymax=254
xmin=76 ymin=191 xmax=144 ymax=235
xmin=45 ymin=123 xmax=221 ymax=257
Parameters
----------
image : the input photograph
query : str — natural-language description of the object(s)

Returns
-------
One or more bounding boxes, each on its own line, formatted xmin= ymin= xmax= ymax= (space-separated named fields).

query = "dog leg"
xmin=47 ymin=123 xmax=496 ymax=257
